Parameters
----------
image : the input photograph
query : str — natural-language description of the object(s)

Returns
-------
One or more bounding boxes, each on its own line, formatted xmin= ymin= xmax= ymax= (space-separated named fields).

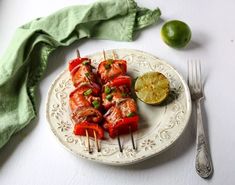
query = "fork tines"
xmin=187 ymin=60 xmax=203 ymax=100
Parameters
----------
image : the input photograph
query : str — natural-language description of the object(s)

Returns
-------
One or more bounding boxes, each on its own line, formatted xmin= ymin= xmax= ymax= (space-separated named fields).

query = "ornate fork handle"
xmin=195 ymin=99 xmax=213 ymax=178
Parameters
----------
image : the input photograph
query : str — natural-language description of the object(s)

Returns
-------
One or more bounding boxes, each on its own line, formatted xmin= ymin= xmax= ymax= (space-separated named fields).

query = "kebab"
xmin=98 ymin=51 xmax=139 ymax=152
xmin=69 ymin=50 xmax=104 ymax=153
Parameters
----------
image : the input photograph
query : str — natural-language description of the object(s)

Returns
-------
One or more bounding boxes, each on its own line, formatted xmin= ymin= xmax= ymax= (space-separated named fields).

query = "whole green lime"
xmin=161 ymin=20 xmax=191 ymax=48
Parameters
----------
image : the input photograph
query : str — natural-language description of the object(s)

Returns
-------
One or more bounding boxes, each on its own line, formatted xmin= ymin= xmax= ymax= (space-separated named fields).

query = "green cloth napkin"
xmin=0 ymin=0 xmax=161 ymax=149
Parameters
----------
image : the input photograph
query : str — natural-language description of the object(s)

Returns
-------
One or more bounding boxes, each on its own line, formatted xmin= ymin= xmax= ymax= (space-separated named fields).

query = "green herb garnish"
xmin=92 ymin=100 xmax=100 ymax=109
xmin=84 ymin=89 xmax=92 ymax=96
xmin=105 ymin=86 xmax=111 ymax=94
xmin=121 ymin=92 xmax=127 ymax=97
xmin=82 ymin=60 xmax=90 ymax=65
xmin=85 ymin=72 xmax=90 ymax=77
xmin=107 ymin=59 xmax=114 ymax=64
xmin=104 ymin=64 xmax=111 ymax=69
xmin=127 ymin=112 xmax=135 ymax=117
xmin=106 ymin=94 xmax=113 ymax=101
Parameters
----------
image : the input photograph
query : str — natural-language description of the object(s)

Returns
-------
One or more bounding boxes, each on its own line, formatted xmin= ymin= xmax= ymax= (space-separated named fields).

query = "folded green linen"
xmin=0 ymin=0 xmax=161 ymax=149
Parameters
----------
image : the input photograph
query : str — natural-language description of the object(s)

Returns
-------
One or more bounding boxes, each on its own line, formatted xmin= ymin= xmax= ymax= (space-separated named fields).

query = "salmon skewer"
xmin=69 ymin=50 xmax=103 ymax=153
xmin=98 ymin=50 xmax=139 ymax=151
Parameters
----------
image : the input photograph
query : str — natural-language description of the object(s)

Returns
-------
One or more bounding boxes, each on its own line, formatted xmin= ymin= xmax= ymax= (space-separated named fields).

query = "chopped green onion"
xmin=85 ymin=72 xmax=90 ymax=77
xmin=104 ymin=64 xmax=111 ymax=69
xmin=106 ymin=94 xmax=113 ymax=101
xmin=127 ymin=112 xmax=135 ymax=117
xmin=82 ymin=60 xmax=90 ymax=65
xmin=121 ymin=92 xmax=127 ymax=97
xmin=105 ymin=86 xmax=111 ymax=94
xmin=107 ymin=59 xmax=114 ymax=64
xmin=92 ymin=100 xmax=100 ymax=109
xmin=84 ymin=89 xmax=92 ymax=96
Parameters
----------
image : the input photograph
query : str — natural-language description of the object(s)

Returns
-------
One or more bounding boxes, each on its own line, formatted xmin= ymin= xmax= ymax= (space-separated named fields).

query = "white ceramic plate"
xmin=46 ymin=49 xmax=192 ymax=165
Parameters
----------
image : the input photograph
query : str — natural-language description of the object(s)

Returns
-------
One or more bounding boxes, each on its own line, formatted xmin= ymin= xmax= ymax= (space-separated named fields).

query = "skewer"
xmin=85 ymin=129 xmax=92 ymax=154
xmin=103 ymin=50 xmax=106 ymax=61
xmin=112 ymin=50 xmax=116 ymax=60
xmin=93 ymin=130 xmax=100 ymax=152
xmin=103 ymin=50 xmax=122 ymax=153
xmin=77 ymin=49 xmax=92 ymax=154
xmin=76 ymin=49 xmax=80 ymax=58
xmin=129 ymin=126 xmax=136 ymax=150
xmin=117 ymin=134 xmax=123 ymax=152
xmin=112 ymin=50 xmax=136 ymax=151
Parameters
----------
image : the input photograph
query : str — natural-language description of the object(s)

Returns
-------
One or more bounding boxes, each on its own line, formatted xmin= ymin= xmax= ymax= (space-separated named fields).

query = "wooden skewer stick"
xmin=112 ymin=50 xmax=116 ymax=60
xmin=76 ymin=50 xmax=92 ymax=153
xmin=103 ymin=50 xmax=106 ymax=61
xmin=129 ymin=126 xmax=136 ymax=150
xmin=93 ymin=130 xmax=100 ymax=152
xmin=76 ymin=49 xmax=80 ymax=58
xmin=117 ymin=134 xmax=123 ymax=153
xmin=85 ymin=129 xmax=92 ymax=154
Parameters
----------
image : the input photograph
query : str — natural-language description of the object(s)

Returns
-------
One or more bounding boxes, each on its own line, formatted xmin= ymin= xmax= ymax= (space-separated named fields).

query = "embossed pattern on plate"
xmin=46 ymin=49 xmax=192 ymax=165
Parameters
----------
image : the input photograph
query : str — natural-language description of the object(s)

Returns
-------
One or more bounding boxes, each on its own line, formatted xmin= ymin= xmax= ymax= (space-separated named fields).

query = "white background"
xmin=0 ymin=0 xmax=235 ymax=184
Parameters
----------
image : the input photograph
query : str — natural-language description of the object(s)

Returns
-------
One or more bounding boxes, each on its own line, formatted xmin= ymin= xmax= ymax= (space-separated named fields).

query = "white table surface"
xmin=0 ymin=0 xmax=235 ymax=184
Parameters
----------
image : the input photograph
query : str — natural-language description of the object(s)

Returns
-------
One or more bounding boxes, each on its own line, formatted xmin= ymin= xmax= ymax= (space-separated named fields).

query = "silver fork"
xmin=188 ymin=60 xmax=213 ymax=178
